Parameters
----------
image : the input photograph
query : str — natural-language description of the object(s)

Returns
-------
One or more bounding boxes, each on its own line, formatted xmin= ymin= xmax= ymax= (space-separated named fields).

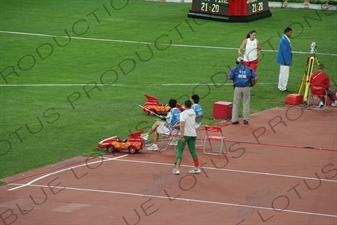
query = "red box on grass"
xmin=213 ymin=101 xmax=233 ymax=119
xmin=285 ymin=94 xmax=303 ymax=105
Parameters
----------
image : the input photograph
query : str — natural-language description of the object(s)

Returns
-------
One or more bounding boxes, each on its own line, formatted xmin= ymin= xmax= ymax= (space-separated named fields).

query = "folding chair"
xmin=307 ymin=84 xmax=328 ymax=110
xmin=203 ymin=125 xmax=226 ymax=155
xmin=159 ymin=122 xmax=180 ymax=153
xmin=196 ymin=126 xmax=204 ymax=148
xmin=195 ymin=115 xmax=204 ymax=148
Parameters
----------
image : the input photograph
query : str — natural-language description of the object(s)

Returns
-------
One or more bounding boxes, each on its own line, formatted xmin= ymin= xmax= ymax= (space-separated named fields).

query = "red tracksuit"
xmin=310 ymin=70 xmax=330 ymax=95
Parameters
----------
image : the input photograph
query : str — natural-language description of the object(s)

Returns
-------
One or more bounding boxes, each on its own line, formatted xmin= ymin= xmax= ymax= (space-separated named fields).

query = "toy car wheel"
xmin=128 ymin=146 xmax=137 ymax=154
xmin=148 ymin=109 xmax=156 ymax=116
xmin=107 ymin=145 xmax=115 ymax=153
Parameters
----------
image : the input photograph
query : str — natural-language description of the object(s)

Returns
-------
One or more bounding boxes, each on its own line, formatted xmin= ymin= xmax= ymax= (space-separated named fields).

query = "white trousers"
xmin=278 ymin=65 xmax=289 ymax=91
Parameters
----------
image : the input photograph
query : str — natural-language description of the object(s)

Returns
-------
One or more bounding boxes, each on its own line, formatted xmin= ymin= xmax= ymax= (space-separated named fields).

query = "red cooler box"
xmin=285 ymin=94 xmax=303 ymax=105
xmin=213 ymin=101 xmax=233 ymax=119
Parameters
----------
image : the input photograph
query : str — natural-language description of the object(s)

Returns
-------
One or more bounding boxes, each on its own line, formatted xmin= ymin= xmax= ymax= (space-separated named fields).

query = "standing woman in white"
xmin=238 ymin=30 xmax=261 ymax=72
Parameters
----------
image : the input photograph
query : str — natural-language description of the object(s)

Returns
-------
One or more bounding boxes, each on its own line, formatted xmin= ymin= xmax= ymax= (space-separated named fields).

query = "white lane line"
xmin=168 ymin=43 xmax=337 ymax=56
xmin=153 ymin=83 xmax=278 ymax=86
xmin=0 ymin=84 xmax=126 ymax=87
xmin=7 ymin=154 xmax=128 ymax=191
xmin=63 ymin=35 xmax=152 ymax=45
xmin=7 ymin=183 xmax=337 ymax=218
xmin=0 ymin=83 xmax=277 ymax=87
xmin=113 ymin=158 xmax=337 ymax=183
xmin=7 ymin=155 xmax=336 ymax=192
xmin=0 ymin=30 xmax=56 ymax=37
xmin=1 ymin=30 xmax=336 ymax=56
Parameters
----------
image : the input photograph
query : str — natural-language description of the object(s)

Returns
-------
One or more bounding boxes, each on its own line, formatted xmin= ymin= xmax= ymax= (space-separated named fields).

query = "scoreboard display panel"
xmin=188 ymin=0 xmax=272 ymax=22
xmin=191 ymin=0 xmax=229 ymax=15
xmin=247 ymin=0 xmax=269 ymax=15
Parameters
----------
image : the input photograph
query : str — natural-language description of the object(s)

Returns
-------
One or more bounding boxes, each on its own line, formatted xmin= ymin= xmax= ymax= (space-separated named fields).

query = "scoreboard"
xmin=188 ymin=0 xmax=272 ymax=22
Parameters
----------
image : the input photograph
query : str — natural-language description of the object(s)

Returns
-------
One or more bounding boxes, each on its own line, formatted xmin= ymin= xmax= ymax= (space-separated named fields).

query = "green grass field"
xmin=0 ymin=0 xmax=336 ymax=179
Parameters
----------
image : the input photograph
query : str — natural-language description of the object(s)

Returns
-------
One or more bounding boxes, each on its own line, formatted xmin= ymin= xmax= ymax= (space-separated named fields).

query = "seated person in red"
xmin=310 ymin=63 xmax=337 ymax=107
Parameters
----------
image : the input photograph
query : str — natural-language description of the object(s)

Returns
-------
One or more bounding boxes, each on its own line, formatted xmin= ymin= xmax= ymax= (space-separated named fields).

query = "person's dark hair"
xmin=168 ymin=99 xmax=177 ymax=108
xmin=246 ymin=30 xmax=257 ymax=39
xmin=318 ymin=63 xmax=325 ymax=70
xmin=184 ymin=100 xmax=192 ymax=109
xmin=191 ymin=94 xmax=200 ymax=104
xmin=284 ymin=27 xmax=292 ymax=34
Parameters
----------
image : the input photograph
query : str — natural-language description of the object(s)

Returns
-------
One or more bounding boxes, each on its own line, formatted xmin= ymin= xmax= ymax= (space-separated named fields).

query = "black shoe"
xmin=243 ymin=120 xmax=249 ymax=125
xmin=232 ymin=121 xmax=239 ymax=125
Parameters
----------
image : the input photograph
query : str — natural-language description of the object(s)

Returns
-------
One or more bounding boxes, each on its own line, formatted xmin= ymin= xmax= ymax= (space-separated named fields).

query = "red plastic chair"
xmin=308 ymin=84 xmax=328 ymax=110
xmin=203 ymin=126 xmax=226 ymax=155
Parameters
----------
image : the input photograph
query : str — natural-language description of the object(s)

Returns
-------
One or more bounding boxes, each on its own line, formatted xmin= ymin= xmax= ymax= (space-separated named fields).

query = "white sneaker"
xmin=331 ymin=101 xmax=337 ymax=107
xmin=141 ymin=133 xmax=149 ymax=141
xmin=172 ymin=168 xmax=180 ymax=175
xmin=189 ymin=168 xmax=201 ymax=174
xmin=319 ymin=101 xmax=324 ymax=107
xmin=147 ymin=144 xmax=158 ymax=151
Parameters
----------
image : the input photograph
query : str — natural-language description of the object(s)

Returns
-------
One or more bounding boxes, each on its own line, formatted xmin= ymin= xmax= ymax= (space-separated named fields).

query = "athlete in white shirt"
xmin=172 ymin=100 xmax=201 ymax=175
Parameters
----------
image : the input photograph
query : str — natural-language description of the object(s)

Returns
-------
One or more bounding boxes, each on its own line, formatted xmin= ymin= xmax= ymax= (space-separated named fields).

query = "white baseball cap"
xmin=236 ymin=56 xmax=244 ymax=63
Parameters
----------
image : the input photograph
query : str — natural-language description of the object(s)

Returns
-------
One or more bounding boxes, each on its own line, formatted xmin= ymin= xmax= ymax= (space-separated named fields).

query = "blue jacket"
xmin=166 ymin=108 xmax=181 ymax=129
xmin=228 ymin=64 xmax=257 ymax=87
xmin=277 ymin=35 xmax=292 ymax=66
xmin=192 ymin=104 xmax=203 ymax=126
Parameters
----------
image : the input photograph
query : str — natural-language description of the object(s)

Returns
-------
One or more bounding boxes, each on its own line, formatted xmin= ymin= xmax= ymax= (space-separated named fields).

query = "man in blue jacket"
xmin=228 ymin=57 xmax=258 ymax=125
xmin=277 ymin=27 xmax=293 ymax=92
